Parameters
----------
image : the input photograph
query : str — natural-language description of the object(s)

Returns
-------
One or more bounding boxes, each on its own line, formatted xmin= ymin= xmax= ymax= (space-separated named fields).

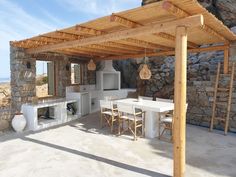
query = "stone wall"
xmin=0 ymin=47 xmax=77 ymax=131
xmin=10 ymin=46 xmax=36 ymax=112
xmin=57 ymin=57 xmax=71 ymax=97
xmin=0 ymin=106 xmax=12 ymax=131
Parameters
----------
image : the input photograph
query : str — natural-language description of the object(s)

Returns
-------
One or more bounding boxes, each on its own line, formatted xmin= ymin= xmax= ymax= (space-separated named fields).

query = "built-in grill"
xmin=96 ymin=60 xmax=121 ymax=91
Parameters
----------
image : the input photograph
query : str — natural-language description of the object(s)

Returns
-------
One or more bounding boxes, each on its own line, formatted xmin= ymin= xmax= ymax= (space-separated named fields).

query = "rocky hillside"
xmin=142 ymin=0 xmax=236 ymax=28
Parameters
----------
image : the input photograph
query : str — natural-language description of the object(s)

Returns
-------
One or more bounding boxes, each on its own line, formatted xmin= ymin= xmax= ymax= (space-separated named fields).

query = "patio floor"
xmin=0 ymin=112 xmax=236 ymax=177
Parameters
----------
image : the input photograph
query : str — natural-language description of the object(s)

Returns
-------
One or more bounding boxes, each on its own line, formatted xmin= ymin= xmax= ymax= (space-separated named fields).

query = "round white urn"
xmin=12 ymin=113 xmax=26 ymax=132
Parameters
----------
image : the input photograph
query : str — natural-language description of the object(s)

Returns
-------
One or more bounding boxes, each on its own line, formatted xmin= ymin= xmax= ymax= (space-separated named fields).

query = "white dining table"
xmin=114 ymin=98 xmax=174 ymax=138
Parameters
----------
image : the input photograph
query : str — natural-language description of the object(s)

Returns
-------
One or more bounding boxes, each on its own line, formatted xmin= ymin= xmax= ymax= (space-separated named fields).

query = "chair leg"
xmin=143 ymin=114 xmax=145 ymax=138
xmin=118 ymin=118 xmax=121 ymax=135
xmin=100 ymin=112 xmax=103 ymax=128
xmin=111 ymin=115 xmax=114 ymax=133
xmin=134 ymin=121 xmax=137 ymax=141
xmin=158 ymin=114 xmax=161 ymax=139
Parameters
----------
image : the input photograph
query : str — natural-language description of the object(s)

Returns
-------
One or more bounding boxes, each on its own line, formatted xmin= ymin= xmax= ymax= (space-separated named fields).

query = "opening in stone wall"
xmin=36 ymin=60 xmax=56 ymax=98
xmin=71 ymin=63 xmax=82 ymax=85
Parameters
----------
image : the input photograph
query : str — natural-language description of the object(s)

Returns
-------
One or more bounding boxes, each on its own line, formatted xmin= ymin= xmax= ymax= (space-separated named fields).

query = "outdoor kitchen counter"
xmin=23 ymin=98 xmax=77 ymax=108
xmin=21 ymin=98 xmax=78 ymax=131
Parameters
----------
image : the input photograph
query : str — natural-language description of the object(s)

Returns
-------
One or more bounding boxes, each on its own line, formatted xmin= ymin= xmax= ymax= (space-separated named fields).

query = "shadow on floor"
xmin=75 ymin=112 xmax=236 ymax=177
xmin=21 ymin=136 xmax=170 ymax=177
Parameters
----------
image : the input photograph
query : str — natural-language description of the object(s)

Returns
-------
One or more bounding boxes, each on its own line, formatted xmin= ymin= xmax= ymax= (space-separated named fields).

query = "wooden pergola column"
xmin=173 ymin=26 xmax=188 ymax=177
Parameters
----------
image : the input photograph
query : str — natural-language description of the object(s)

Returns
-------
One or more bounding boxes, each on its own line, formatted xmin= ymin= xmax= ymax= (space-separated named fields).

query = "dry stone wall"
xmin=10 ymin=46 xmax=36 ymax=112
xmin=115 ymin=45 xmax=236 ymax=132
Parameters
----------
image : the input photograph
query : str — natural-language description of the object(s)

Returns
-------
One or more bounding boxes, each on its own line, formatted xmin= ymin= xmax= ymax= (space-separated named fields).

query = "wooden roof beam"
xmin=124 ymin=38 xmax=172 ymax=50
xmin=162 ymin=1 xmax=229 ymax=43
xmin=76 ymin=26 xmax=105 ymax=36
xmin=110 ymin=13 xmax=141 ymax=28
xmin=96 ymin=45 xmax=229 ymax=60
xmin=110 ymin=14 xmax=198 ymax=49
xmin=88 ymin=44 xmax=139 ymax=54
xmin=55 ymin=50 xmax=91 ymax=58
xmin=157 ymin=32 xmax=198 ymax=48
xmin=70 ymin=47 xmax=123 ymax=56
xmin=103 ymin=41 xmax=147 ymax=52
xmin=55 ymin=31 xmax=82 ymax=40
xmin=40 ymin=35 xmax=68 ymax=42
xmin=26 ymin=15 xmax=204 ymax=54
xmin=12 ymin=40 xmax=53 ymax=48
xmin=59 ymin=49 xmax=101 ymax=58
xmin=77 ymin=24 xmax=171 ymax=51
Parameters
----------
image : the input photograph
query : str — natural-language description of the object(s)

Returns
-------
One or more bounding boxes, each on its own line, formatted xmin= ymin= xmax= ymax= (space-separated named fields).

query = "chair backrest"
xmin=138 ymin=96 xmax=153 ymax=101
xmin=117 ymin=102 xmax=134 ymax=115
xmin=156 ymin=98 xmax=173 ymax=103
xmin=100 ymin=100 xmax=113 ymax=110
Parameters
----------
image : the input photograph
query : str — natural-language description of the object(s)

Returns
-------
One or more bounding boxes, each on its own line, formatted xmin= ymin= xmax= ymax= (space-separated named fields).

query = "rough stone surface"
xmin=0 ymin=106 xmax=12 ymax=131
xmin=57 ymin=57 xmax=71 ymax=97
xmin=115 ymin=45 xmax=236 ymax=131
xmin=10 ymin=46 xmax=36 ymax=113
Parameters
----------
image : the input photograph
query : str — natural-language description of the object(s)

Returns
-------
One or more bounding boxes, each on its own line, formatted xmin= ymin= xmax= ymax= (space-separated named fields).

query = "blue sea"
xmin=0 ymin=78 xmax=10 ymax=83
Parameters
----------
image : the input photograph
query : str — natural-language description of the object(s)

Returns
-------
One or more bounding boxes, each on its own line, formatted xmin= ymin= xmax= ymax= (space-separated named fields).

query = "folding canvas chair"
xmin=156 ymin=98 xmax=174 ymax=143
xmin=100 ymin=100 xmax=118 ymax=133
xmin=117 ymin=103 xmax=145 ymax=141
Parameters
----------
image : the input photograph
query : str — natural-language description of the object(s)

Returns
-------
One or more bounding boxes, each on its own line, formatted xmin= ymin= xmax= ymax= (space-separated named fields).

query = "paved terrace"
xmin=0 ymin=113 xmax=235 ymax=177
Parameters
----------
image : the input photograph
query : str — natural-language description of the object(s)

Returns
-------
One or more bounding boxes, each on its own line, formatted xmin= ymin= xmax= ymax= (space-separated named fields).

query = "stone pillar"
xmin=56 ymin=56 xmax=71 ymax=97
xmin=10 ymin=46 xmax=36 ymax=112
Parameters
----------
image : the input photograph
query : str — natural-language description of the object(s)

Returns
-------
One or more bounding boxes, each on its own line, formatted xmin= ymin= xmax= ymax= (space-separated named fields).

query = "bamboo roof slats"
xmin=10 ymin=0 xmax=236 ymax=60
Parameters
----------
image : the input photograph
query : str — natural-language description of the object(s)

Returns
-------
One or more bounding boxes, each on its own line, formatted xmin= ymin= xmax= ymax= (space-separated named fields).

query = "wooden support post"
xmin=224 ymin=48 xmax=229 ymax=74
xmin=173 ymin=26 xmax=187 ymax=177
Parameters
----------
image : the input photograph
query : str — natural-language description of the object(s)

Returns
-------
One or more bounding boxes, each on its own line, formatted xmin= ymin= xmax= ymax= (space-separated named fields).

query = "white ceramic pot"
xmin=12 ymin=113 xmax=26 ymax=132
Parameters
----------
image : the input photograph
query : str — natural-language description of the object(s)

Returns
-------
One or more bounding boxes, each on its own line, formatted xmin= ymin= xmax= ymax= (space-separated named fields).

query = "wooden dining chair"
xmin=156 ymin=98 xmax=174 ymax=143
xmin=100 ymin=100 xmax=118 ymax=133
xmin=117 ymin=103 xmax=145 ymax=141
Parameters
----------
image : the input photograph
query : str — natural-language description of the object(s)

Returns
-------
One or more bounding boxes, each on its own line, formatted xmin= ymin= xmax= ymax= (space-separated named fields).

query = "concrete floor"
xmin=0 ymin=113 xmax=236 ymax=177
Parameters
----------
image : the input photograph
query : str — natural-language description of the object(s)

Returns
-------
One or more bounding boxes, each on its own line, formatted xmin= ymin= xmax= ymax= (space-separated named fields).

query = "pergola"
xmin=11 ymin=0 xmax=236 ymax=177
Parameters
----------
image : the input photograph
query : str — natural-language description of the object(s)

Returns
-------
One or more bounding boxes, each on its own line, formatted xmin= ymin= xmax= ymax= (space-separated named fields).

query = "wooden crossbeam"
xmin=76 ymin=26 xmax=105 ymax=36
xmin=40 ymin=36 xmax=65 ymax=43
xmin=157 ymin=32 xmax=198 ymax=48
xmin=84 ymin=46 xmax=132 ymax=55
xmin=55 ymin=31 xmax=82 ymax=40
xmin=26 ymin=15 xmax=203 ymax=54
xmin=69 ymin=47 xmax=121 ymax=56
xmin=77 ymin=25 xmax=170 ymax=51
xmin=58 ymin=49 xmax=101 ymax=58
xmin=200 ymin=25 xmax=228 ymax=42
xmin=55 ymin=50 xmax=92 ymax=58
xmin=110 ymin=14 xmax=198 ymax=49
xmin=96 ymin=45 xmax=229 ymax=60
xmin=102 ymin=42 xmax=146 ymax=52
xmin=42 ymin=35 xmax=139 ymax=54
xmin=162 ymin=1 xmax=228 ymax=43
xmin=88 ymin=44 xmax=138 ymax=54
xmin=11 ymin=40 xmax=53 ymax=48
xmin=110 ymin=13 xmax=141 ymax=28
xmin=124 ymin=38 xmax=172 ymax=50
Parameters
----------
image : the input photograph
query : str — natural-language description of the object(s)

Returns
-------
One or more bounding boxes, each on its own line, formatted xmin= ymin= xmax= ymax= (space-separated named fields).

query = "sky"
xmin=0 ymin=0 xmax=141 ymax=78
